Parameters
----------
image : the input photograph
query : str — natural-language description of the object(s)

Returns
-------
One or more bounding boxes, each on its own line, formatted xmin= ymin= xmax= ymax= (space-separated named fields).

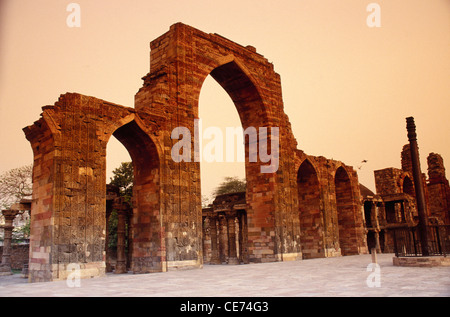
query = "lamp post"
xmin=406 ymin=117 xmax=429 ymax=256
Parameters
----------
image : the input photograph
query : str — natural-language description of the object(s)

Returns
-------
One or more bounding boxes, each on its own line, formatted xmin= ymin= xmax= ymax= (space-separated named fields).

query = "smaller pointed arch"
xmin=107 ymin=117 xmax=163 ymax=273
xmin=401 ymin=174 xmax=415 ymax=197
xmin=297 ymin=158 xmax=323 ymax=259
xmin=334 ymin=166 xmax=357 ymax=255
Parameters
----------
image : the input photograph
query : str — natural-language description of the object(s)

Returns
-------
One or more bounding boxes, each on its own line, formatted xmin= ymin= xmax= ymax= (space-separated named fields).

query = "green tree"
xmin=107 ymin=210 xmax=119 ymax=249
xmin=109 ymin=162 xmax=133 ymax=203
xmin=108 ymin=162 xmax=133 ymax=249
xmin=213 ymin=176 xmax=246 ymax=197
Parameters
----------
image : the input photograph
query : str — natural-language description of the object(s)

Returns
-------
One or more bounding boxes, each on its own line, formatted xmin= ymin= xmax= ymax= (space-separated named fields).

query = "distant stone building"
xmin=362 ymin=145 xmax=450 ymax=253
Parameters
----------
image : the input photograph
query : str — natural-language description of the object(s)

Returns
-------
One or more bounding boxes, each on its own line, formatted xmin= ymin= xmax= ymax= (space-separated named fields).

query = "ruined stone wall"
xmin=374 ymin=168 xmax=404 ymax=196
xmin=295 ymin=151 xmax=367 ymax=258
xmin=427 ymin=153 xmax=450 ymax=224
xmin=24 ymin=23 xmax=370 ymax=281
xmin=372 ymin=146 xmax=450 ymax=255
xmin=24 ymin=111 xmax=56 ymax=281
xmin=24 ymin=93 xmax=166 ymax=282
xmin=374 ymin=146 xmax=449 ymax=225
xmin=0 ymin=244 xmax=29 ymax=270
xmin=135 ymin=23 xmax=301 ymax=263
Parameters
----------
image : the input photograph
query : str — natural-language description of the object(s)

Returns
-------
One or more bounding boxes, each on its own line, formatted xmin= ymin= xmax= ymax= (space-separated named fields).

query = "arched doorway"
xmin=198 ymin=74 xmax=245 ymax=205
xmin=110 ymin=119 xmax=162 ymax=273
xmin=335 ymin=166 xmax=357 ymax=255
xmin=402 ymin=175 xmax=414 ymax=197
xmin=297 ymin=159 xmax=323 ymax=259
xmin=198 ymin=73 xmax=247 ymax=265
xmin=196 ymin=60 xmax=281 ymax=263
xmin=105 ymin=133 xmax=132 ymax=273
xmin=133 ymin=23 xmax=302 ymax=264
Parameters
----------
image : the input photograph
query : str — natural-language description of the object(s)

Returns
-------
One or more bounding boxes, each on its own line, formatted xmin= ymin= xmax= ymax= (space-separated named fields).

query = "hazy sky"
xmin=1 ymin=0 xmax=449 ymax=199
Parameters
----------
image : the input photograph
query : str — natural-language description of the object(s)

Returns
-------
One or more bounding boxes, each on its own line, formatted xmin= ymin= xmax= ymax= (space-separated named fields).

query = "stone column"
xmin=114 ymin=200 xmax=128 ymax=274
xmin=406 ymin=117 xmax=429 ymax=256
xmin=105 ymin=208 xmax=113 ymax=273
xmin=238 ymin=212 xmax=244 ymax=263
xmin=126 ymin=212 xmax=133 ymax=271
xmin=227 ymin=212 xmax=239 ymax=265
xmin=209 ymin=215 xmax=221 ymax=264
xmin=374 ymin=230 xmax=381 ymax=253
xmin=218 ymin=214 xmax=227 ymax=263
xmin=241 ymin=211 xmax=249 ymax=264
xmin=0 ymin=210 xmax=19 ymax=275
xmin=237 ymin=211 xmax=249 ymax=264
xmin=377 ymin=202 xmax=386 ymax=226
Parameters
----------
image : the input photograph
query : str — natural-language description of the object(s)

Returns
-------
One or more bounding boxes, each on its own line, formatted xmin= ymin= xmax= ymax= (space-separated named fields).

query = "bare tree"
xmin=0 ymin=164 xmax=33 ymax=209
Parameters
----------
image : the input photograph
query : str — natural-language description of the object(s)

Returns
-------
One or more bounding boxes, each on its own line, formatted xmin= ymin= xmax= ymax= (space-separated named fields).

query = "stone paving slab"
xmin=0 ymin=254 xmax=449 ymax=297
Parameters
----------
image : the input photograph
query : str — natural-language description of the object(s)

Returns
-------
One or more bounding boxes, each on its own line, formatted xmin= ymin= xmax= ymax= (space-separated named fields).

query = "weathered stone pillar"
xmin=238 ymin=211 xmax=249 ymax=264
xmin=406 ymin=117 xmax=429 ymax=256
xmin=238 ymin=212 xmax=244 ymax=263
xmin=378 ymin=202 xmax=386 ymax=226
xmin=0 ymin=210 xmax=19 ymax=275
xmin=209 ymin=215 xmax=221 ymax=264
xmin=218 ymin=214 xmax=227 ymax=263
xmin=374 ymin=230 xmax=381 ymax=253
xmin=227 ymin=212 xmax=239 ymax=265
xmin=126 ymin=212 xmax=133 ymax=271
xmin=114 ymin=200 xmax=128 ymax=274
xmin=105 ymin=208 xmax=113 ymax=273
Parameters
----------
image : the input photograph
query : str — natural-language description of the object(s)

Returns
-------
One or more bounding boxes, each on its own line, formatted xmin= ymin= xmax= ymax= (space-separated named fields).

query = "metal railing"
xmin=392 ymin=225 xmax=450 ymax=257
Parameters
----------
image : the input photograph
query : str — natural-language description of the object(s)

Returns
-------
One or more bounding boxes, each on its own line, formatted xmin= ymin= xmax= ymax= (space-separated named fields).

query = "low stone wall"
xmin=0 ymin=244 xmax=29 ymax=270
xmin=393 ymin=256 xmax=450 ymax=267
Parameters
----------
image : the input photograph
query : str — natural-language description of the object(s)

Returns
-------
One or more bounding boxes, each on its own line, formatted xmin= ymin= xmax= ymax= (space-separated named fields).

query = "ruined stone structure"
xmin=202 ymin=192 xmax=248 ymax=265
xmin=427 ymin=152 xmax=450 ymax=224
xmin=23 ymin=23 xmax=367 ymax=282
xmin=363 ymin=145 xmax=450 ymax=253
xmin=0 ymin=210 xmax=19 ymax=275
xmin=294 ymin=151 xmax=366 ymax=258
xmin=0 ymin=199 xmax=31 ymax=276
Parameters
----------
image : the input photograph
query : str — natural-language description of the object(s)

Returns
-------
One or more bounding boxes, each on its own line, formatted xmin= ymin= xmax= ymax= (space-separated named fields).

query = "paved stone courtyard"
xmin=0 ymin=254 xmax=449 ymax=297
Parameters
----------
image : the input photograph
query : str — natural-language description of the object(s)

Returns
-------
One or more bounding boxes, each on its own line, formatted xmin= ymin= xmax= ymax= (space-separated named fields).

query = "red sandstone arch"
xmin=334 ymin=166 xmax=359 ymax=255
xmin=25 ymin=23 xmax=306 ymax=282
xmin=135 ymin=23 xmax=301 ymax=263
xmin=24 ymin=93 xmax=167 ymax=281
xmin=109 ymin=119 xmax=163 ymax=273
xmin=197 ymin=59 xmax=269 ymax=128
xmin=297 ymin=159 xmax=323 ymax=259
xmin=197 ymin=60 xmax=279 ymax=261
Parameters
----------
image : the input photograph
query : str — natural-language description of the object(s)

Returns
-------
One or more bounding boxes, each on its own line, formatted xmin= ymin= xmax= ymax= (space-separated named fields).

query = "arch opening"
xmin=198 ymin=59 xmax=275 ymax=264
xmin=209 ymin=61 xmax=267 ymax=129
xmin=198 ymin=74 xmax=245 ymax=202
xmin=297 ymin=159 xmax=323 ymax=259
xmin=106 ymin=119 xmax=162 ymax=273
xmin=199 ymin=73 xmax=247 ymax=265
xmin=335 ymin=166 xmax=356 ymax=256
xmin=402 ymin=176 xmax=414 ymax=197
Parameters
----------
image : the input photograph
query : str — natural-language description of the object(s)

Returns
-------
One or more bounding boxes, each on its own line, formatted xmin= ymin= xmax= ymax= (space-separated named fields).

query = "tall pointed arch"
xmin=135 ymin=23 xmax=301 ymax=263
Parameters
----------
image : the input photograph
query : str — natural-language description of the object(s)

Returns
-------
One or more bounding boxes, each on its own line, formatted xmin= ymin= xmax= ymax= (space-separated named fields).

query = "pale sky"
xmin=1 ymin=0 xmax=449 ymax=199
